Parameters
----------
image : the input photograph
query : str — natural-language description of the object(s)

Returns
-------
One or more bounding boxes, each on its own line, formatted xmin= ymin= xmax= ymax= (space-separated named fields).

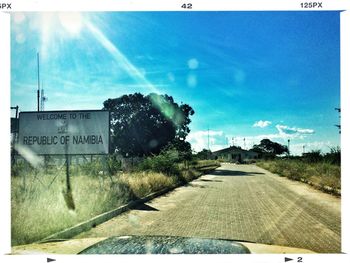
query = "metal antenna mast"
xmin=41 ymin=81 xmax=44 ymax=111
xmin=37 ymin=53 xmax=40 ymax=112
xmin=40 ymin=82 xmax=48 ymax=111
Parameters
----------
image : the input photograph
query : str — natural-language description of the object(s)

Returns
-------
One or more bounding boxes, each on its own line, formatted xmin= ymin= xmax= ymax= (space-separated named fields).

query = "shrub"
xmin=189 ymin=159 xmax=199 ymax=165
xmin=79 ymin=158 xmax=103 ymax=176
xmin=11 ymin=162 xmax=28 ymax=177
xmin=302 ymin=150 xmax=323 ymax=163
xmin=139 ymin=148 xmax=180 ymax=176
xmin=324 ymin=147 xmax=341 ymax=165
xmin=107 ymin=155 xmax=122 ymax=175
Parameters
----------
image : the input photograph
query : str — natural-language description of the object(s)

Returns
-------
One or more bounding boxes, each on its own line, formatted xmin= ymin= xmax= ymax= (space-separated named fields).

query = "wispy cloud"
xmin=253 ymin=120 xmax=271 ymax=128
xmin=276 ymin=125 xmax=314 ymax=137
xmin=245 ymin=125 xmax=315 ymax=143
xmin=187 ymin=130 xmax=228 ymax=152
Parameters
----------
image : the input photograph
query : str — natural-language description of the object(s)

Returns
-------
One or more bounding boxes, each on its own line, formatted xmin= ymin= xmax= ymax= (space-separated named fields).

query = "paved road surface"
xmin=75 ymin=163 xmax=341 ymax=253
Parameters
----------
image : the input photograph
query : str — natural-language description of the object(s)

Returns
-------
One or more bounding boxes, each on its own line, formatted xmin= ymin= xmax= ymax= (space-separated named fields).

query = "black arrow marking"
xmin=47 ymin=258 xmax=56 ymax=263
xmin=285 ymin=257 xmax=293 ymax=262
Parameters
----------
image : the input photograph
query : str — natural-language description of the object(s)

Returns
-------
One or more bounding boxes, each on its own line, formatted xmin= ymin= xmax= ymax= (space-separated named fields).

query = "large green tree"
xmin=103 ymin=93 xmax=194 ymax=157
xmin=252 ymin=139 xmax=289 ymax=156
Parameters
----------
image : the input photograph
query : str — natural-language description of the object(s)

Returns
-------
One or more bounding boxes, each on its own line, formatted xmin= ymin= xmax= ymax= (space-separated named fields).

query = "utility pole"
xmin=11 ymin=105 xmax=19 ymax=119
xmin=335 ymin=107 xmax=341 ymax=134
xmin=207 ymin=127 xmax=210 ymax=151
xmin=37 ymin=53 xmax=40 ymax=112
xmin=11 ymin=105 xmax=20 ymax=164
xmin=287 ymin=139 xmax=290 ymax=156
xmin=303 ymin=145 xmax=305 ymax=155
xmin=207 ymin=127 xmax=210 ymax=160
xmin=10 ymin=105 xmax=19 ymax=140
xmin=243 ymin=138 xmax=246 ymax=150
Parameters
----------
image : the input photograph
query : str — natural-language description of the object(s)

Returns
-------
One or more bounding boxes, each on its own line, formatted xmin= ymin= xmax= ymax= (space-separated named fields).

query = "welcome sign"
xmin=18 ymin=110 xmax=110 ymax=155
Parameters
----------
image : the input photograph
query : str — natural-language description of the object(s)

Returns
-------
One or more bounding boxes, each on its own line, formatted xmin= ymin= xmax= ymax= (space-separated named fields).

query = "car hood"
xmin=11 ymin=235 xmax=315 ymax=254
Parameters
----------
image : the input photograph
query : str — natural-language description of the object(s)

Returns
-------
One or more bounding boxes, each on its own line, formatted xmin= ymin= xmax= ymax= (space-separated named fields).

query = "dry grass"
xmin=11 ymin=170 xmax=128 ymax=245
xmin=257 ymin=160 xmax=340 ymax=194
xmin=11 ymin=160 xmax=220 ymax=246
xmin=117 ymin=171 xmax=177 ymax=198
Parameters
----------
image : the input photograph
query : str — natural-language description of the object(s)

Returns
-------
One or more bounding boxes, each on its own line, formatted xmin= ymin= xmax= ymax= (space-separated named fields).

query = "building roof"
xmin=212 ymin=146 xmax=259 ymax=155
xmin=213 ymin=146 xmax=245 ymax=154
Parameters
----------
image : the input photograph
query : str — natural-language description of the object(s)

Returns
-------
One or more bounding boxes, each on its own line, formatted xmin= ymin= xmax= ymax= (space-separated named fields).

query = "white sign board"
xmin=18 ymin=110 xmax=110 ymax=155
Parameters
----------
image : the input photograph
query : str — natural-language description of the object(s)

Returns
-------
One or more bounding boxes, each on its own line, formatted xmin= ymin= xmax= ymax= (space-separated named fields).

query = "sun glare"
xmin=31 ymin=12 xmax=85 ymax=59
xmin=39 ymin=12 xmax=83 ymax=37
xmin=58 ymin=13 xmax=83 ymax=36
xmin=14 ymin=12 xmax=159 ymax=94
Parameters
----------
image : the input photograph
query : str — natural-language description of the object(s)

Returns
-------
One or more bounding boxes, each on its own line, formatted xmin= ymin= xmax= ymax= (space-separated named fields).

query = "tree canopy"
xmin=251 ymin=139 xmax=289 ymax=156
xmin=195 ymin=149 xmax=212 ymax=160
xmin=103 ymin=93 xmax=194 ymax=157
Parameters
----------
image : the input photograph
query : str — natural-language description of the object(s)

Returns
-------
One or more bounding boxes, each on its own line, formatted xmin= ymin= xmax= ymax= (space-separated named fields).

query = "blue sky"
xmin=11 ymin=11 xmax=341 ymax=155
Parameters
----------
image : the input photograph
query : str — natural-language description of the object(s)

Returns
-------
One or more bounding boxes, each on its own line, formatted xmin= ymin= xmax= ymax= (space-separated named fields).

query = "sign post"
xmin=64 ymin=135 xmax=75 ymax=210
xmin=17 ymin=110 xmax=110 ymax=210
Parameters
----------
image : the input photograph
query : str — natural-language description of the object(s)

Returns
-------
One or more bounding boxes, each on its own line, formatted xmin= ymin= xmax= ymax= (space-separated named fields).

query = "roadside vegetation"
xmin=256 ymin=147 xmax=340 ymax=195
xmin=12 ymin=92 xmax=219 ymax=245
xmin=12 ymin=147 xmax=219 ymax=246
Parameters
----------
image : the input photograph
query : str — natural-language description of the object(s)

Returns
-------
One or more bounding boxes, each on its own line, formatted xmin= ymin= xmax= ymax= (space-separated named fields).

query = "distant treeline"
xmin=285 ymin=147 xmax=340 ymax=166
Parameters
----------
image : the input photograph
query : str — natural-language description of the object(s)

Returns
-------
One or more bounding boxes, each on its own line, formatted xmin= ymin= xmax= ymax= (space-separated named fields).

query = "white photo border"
xmin=1 ymin=1 xmax=349 ymax=263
